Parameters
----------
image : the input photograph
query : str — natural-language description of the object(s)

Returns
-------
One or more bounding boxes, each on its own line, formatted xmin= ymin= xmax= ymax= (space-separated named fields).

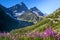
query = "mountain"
xmin=8 ymin=2 xmax=44 ymax=22
xmin=18 ymin=10 xmax=43 ymax=22
xmin=10 ymin=8 xmax=60 ymax=35
xmin=30 ymin=7 xmax=44 ymax=16
xmin=0 ymin=5 xmax=34 ymax=32
xmin=9 ymin=2 xmax=28 ymax=13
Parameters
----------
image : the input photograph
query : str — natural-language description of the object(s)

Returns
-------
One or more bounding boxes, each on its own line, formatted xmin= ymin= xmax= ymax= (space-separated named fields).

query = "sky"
xmin=0 ymin=0 xmax=60 ymax=14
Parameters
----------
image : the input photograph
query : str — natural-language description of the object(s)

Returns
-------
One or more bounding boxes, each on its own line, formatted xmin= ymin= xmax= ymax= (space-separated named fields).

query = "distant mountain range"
xmin=8 ymin=2 xmax=44 ymax=22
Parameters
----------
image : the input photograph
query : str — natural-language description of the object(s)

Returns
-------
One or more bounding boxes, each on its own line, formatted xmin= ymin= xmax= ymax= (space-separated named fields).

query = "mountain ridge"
xmin=8 ymin=2 xmax=44 ymax=22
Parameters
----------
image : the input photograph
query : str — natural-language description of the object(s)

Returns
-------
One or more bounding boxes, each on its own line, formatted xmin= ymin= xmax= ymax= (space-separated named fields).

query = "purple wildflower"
xmin=26 ymin=32 xmax=31 ymax=37
xmin=33 ymin=31 xmax=40 ymax=37
xmin=45 ymin=27 xmax=55 ymax=37
xmin=41 ymin=32 xmax=48 ymax=38
xmin=56 ymin=33 xmax=60 ymax=40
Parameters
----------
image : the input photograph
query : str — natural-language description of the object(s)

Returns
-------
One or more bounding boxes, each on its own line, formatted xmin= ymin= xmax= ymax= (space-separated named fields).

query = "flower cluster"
xmin=25 ymin=27 xmax=60 ymax=40
xmin=0 ymin=27 xmax=60 ymax=40
xmin=0 ymin=32 xmax=16 ymax=40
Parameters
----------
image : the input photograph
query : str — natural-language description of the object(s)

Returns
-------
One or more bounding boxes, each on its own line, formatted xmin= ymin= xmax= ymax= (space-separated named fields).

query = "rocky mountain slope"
xmin=8 ymin=2 xmax=44 ymax=22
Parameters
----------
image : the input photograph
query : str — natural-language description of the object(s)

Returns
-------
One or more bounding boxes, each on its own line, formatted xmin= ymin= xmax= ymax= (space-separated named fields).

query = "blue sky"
xmin=0 ymin=0 xmax=60 ymax=14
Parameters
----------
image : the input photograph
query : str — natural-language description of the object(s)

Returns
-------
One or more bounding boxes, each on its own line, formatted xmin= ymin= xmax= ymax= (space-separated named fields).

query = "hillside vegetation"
xmin=10 ymin=8 xmax=60 ymax=35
